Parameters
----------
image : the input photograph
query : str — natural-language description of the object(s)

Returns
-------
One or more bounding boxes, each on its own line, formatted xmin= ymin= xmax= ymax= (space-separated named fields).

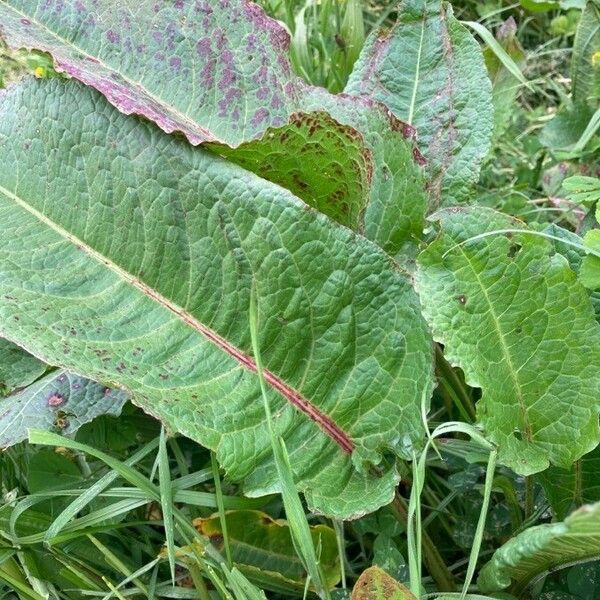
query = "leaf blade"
xmin=0 ymin=0 xmax=300 ymax=146
xmin=0 ymin=78 xmax=433 ymax=519
xmin=415 ymin=207 xmax=600 ymax=475
xmin=0 ymin=370 xmax=127 ymax=448
xmin=345 ymin=0 xmax=494 ymax=207
xmin=478 ymin=502 xmax=600 ymax=594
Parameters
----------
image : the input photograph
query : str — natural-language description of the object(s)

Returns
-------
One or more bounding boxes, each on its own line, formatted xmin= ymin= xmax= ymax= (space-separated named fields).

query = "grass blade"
xmin=211 ymin=451 xmax=233 ymax=568
xmin=44 ymin=438 xmax=159 ymax=543
xmin=462 ymin=20 xmax=530 ymax=88
xmin=249 ymin=282 xmax=329 ymax=599
xmin=158 ymin=427 xmax=176 ymax=583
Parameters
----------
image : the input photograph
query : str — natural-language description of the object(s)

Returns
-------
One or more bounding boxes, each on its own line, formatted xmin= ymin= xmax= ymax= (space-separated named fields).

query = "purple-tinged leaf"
xmin=345 ymin=0 xmax=493 ymax=208
xmin=0 ymin=0 xmax=427 ymax=253
xmin=0 ymin=0 xmax=303 ymax=146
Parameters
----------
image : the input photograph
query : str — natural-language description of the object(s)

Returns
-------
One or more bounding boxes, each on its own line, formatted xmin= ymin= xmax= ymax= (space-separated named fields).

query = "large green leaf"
xmin=0 ymin=78 xmax=433 ymax=519
xmin=345 ymin=0 xmax=493 ymax=208
xmin=0 ymin=0 xmax=303 ymax=146
xmin=542 ymin=224 xmax=600 ymax=319
xmin=216 ymin=90 xmax=429 ymax=254
xmin=0 ymin=370 xmax=127 ymax=448
xmin=478 ymin=502 xmax=600 ymax=594
xmin=192 ymin=510 xmax=339 ymax=593
xmin=537 ymin=447 xmax=600 ymax=519
xmin=0 ymin=338 xmax=46 ymax=396
xmin=415 ymin=207 xmax=600 ymax=475
xmin=0 ymin=0 xmax=427 ymax=253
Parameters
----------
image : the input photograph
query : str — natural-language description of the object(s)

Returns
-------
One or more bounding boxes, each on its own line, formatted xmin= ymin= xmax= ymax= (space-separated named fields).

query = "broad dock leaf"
xmin=0 ymin=78 xmax=433 ymax=519
xmin=478 ymin=502 xmax=600 ymax=594
xmin=0 ymin=0 xmax=427 ymax=252
xmin=345 ymin=0 xmax=493 ymax=208
xmin=416 ymin=207 xmax=600 ymax=475
xmin=0 ymin=370 xmax=127 ymax=448
xmin=0 ymin=0 xmax=302 ymax=146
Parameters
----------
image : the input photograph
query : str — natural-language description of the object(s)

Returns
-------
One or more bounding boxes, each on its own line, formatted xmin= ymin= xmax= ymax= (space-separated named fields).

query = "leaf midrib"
xmin=458 ymin=245 xmax=533 ymax=443
xmin=406 ymin=14 xmax=427 ymax=126
xmin=0 ymin=183 xmax=355 ymax=454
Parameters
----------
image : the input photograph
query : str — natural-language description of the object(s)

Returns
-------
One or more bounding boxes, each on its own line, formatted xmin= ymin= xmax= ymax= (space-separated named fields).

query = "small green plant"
xmin=0 ymin=0 xmax=599 ymax=598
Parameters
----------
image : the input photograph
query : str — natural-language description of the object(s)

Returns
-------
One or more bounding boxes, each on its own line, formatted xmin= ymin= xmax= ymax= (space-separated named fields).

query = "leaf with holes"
xmin=0 ymin=78 xmax=433 ymax=519
xmin=345 ymin=0 xmax=493 ymax=208
xmin=0 ymin=370 xmax=127 ymax=448
xmin=415 ymin=207 xmax=600 ymax=475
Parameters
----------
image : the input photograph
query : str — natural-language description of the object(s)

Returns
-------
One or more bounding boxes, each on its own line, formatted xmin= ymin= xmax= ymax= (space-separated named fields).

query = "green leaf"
xmin=0 ymin=338 xmax=46 ymax=396
xmin=345 ymin=0 xmax=493 ymax=207
xmin=0 ymin=0 xmax=426 ymax=252
xmin=580 ymin=229 xmax=600 ymax=289
xmin=192 ymin=510 xmax=339 ymax=594
xmin=0 ymin=370 xmax=127 ymax=448
xmin=27 ymin=449 xmax=82 ymax=492
xmin=415 ymin=207 xmax=600 ymax=475
xmin=0 ymin=0 xmax=304 ymax=146
xmin=539 ymin=103 xmax=595 ymax=150
xmin=209 ymin=112 xmax=372 ymax=230
xmin=350 ymin=566 xmax=417 ymax=600
xmin=542 ymin=224 xmax=600 ymax=319
xmin=520 ymin=0 xmax=561 ymax=12
xmin=537 ymin=446 xmax=600 ymax=519
xmin=0 ymin=78 xmax=433 ymax=519
xmin=562 ymin=175 xmax=600 ymax=206
xmin=216 ymin=91 xmax=428 ymax=254
xmin=302 ymin=87 xmax=428 ymax=254
xmin=478 ymin=502 xmax=600 ymax=594
xmin=572 ymin=1 xmax=600 ymax=107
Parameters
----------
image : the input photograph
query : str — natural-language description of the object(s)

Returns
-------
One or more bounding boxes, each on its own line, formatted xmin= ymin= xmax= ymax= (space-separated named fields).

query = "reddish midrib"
xmin=3 ymin=183 xmax=355 ymax=455
xmin=139 ymin=287 xmax=355 ymax=455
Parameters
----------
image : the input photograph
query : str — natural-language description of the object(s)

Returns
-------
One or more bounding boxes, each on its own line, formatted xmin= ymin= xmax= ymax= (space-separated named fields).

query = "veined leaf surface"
xmin=351 ymin=566 xmax=417 ymax=600
xmin=0 ymin=0 xmax=427 ymax=252
xmin=0 ymin=338 xmax=46 ymax=395
xmin=345 ymin=0 xmax=493 ymax=207
xmin=0 ymin=370 xmax=127 ymax=448
xmin=0 ymin=78 xmax=433 ymax=519
xmin=537 ymin=446 xmax=600 ymax=519
xmin=193 ymin=510 xmax=339 ymax=593
xmin=478 ymin=502 xmax=600 ymax=594
xmin=0 ymin=0 xmax=303 ymax=146
xmin=416 ymin=207 xmax=600 ymax=475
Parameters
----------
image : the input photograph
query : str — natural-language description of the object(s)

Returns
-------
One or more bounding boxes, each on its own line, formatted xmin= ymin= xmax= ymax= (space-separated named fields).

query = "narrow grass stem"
xmin=211 ymin=451 xmax=233 ymax=568
xmin=391 ymin=494 xmax=456 ymax=593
